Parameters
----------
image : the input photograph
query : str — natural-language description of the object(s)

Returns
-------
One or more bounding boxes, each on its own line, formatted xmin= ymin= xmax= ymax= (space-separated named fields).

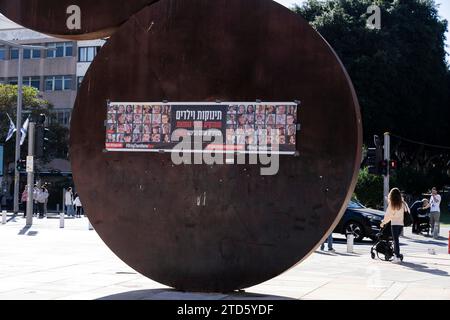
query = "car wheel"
xmin=345 ymin=221 xmax=365 ymax=242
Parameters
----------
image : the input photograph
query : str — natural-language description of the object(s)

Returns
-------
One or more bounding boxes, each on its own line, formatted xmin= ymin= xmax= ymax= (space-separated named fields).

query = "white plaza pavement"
xmin=0 ymin=214 xmax=449 ymax=300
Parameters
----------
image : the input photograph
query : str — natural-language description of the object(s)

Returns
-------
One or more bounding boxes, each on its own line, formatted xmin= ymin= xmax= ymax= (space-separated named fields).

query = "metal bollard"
xmin=2 ymin=210 xmax=6 ymax=225
xmin=60 ymin=212 xmax=65 ymax=229
xmin=347 ymin=234 xmax=354 ymax=254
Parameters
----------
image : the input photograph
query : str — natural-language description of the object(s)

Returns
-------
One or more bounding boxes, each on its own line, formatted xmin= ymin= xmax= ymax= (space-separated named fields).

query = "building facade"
xmin=0 ymin=18 xmax=105 ymax=127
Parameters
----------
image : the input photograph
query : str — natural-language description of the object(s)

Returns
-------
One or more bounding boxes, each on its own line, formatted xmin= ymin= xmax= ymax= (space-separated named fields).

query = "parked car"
xmin=334 ymin=200 xmax=385 ymax=242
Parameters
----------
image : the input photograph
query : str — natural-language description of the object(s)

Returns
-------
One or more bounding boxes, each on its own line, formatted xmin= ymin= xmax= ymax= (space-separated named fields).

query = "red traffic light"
xmin=390 ymin=160 xmax=398 ymax=170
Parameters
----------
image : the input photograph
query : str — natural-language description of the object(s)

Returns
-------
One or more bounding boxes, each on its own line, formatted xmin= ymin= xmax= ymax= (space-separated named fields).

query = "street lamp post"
xmin=0 ymin=39 xmax=51 ymax=214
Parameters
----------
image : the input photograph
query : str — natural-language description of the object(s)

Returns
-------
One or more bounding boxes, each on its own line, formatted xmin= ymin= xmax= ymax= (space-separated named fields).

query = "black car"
xmin=334 ymin=200 xmax=385 ymax=242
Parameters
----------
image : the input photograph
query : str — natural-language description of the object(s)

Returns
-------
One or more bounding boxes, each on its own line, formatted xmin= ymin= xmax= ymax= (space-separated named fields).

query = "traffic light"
xmin=16 ymin=159 xmax=26 ymax=171
xmin=389 ymin=160 xmax=398 ymax=171
xmin=366 ymin=148 xmax=378 ymax=175
xmin=380 ymin=160 xmax=388 ymax=176
xmin=35 ymin=114 xmax=50 ymax=159
xmin=365 ymin=135 xmax=385 ymax=175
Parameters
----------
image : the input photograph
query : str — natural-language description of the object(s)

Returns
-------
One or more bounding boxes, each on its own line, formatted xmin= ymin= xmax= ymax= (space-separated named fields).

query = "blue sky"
xmin=274 ymin=0 xmax=450 ymax=60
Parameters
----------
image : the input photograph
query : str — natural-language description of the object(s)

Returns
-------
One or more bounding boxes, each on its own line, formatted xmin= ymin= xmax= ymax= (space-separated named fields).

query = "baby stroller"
xmin=416 ymin=213 xmax=431 ymax=236
xmin=371 ymin=224 xmax=404 ymax=262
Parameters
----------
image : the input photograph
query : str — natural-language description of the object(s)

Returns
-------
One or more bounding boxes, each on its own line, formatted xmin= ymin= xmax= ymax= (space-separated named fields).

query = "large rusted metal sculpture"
xmin=0 ymin=0 xmax=157 ymax=39
xmin=71 ymin=0 xmax=362 ymax=292
xmin=1 ymin=0 xmax=362 ymax=292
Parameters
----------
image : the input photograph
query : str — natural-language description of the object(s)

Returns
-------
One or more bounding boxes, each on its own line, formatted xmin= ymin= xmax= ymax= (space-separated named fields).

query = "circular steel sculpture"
xmin=0 ymin=0 xmax=158 ymax=39
xmin=71 ymin=0 xmax=362 ymax=292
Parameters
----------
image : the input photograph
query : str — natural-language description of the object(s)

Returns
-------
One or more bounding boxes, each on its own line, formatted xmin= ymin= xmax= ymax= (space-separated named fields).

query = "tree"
xmin=0 ymin=84 xmax=69 ymax=170
xmin=294 ymin=0 xmax=450 ymax=194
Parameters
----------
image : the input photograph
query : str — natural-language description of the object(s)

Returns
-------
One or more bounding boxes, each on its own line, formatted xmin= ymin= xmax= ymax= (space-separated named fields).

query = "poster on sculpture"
xmin=105 ymin=102 xmax=299 ymax=154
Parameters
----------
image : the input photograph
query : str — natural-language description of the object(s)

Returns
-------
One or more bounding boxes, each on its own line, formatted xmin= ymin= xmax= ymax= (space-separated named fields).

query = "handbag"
xmin=403 ymin=208 xmax=413 ymax=227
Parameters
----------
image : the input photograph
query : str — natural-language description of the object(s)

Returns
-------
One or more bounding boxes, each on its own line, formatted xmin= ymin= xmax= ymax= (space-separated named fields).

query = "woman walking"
xmin=381 ymin=188 xmax=409 ymax=264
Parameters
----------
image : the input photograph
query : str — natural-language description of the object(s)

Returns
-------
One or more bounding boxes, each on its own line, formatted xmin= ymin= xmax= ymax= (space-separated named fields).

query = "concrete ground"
xmin=0 ymin=214 xmax=449 ymax=300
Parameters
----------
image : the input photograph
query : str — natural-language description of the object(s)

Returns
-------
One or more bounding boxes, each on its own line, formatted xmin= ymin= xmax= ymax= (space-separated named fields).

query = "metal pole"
xmin=347 ymin=234 xmax=354 ymax=253
xmin=26 ymin=123 xmax=35 ymax=227
xmin=383 ymin=132 xmax=390 ymax=211
xmin=13 ymin=47 xmax=24 ymax=214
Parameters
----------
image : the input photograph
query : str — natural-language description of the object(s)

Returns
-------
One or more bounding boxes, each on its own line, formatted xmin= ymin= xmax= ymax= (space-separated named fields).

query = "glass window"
xmin=32 ymin=49 xmax=41 ymax=59
xmin=46 ymin=42 xmax=74 ymax=58
xmin=45 ymin=76 xmax=73 ymax=91
xmin=54 ymin=76 xmax=63 ymax=91
xmin=78 ymin=47 xmax=98 ymax=62
xmin=64 ymin=76 xmax=72 ymax=90
xmin=8 ymin=78 xmax=18 ymax=85
xmin=0 ymin=48 xmax=5 ymax=60
xmin=65 ymin=44 xmax=73 ymax=57
xmin=45 ymin=77 xmax=54 ymax=91
xmin=22 ymin=77 xmax=41 ymax=90
xmin=11 ymin=48 xmax=19 ymax=60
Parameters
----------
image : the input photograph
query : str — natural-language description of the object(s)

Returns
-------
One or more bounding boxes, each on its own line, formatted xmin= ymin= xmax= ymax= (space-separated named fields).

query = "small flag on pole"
xmin=5 ymin=113 xmax=16 ymax=142
xmin=20 ymin=117 xmax=29 ymax=146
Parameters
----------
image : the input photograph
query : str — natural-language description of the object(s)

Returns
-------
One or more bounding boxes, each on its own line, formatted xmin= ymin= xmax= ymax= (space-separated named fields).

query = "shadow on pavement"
xmin=97 ymin=289 xmax=295 ymax=301
xmin=18 ymin=226 xmax=38 ymax=236
xmin=401 ymin=261 xmax=449 ymax=277
xmin=315 ymin=251 xmax=361 ymax=257
xmin=408 ymin=239 xmax=448 ymax=247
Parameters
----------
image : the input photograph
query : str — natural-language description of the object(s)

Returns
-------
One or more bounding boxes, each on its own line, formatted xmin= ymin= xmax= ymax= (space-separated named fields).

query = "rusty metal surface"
xmin=0 ymin=0 xmax=158 ymax=39
xmin=71 ymin=0 xmax=363 ymax=292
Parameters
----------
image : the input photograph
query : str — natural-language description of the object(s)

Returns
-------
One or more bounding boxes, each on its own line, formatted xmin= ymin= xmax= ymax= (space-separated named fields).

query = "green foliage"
xmin=355 ymin=167 xmax=384 ymax=208
xmin=294 ymin=0 xmax=450 ymax=195
xmin=0 ymin=84 xmax=69 ymax=168
xmin=294 ymin=0 xmax=449 ymax=145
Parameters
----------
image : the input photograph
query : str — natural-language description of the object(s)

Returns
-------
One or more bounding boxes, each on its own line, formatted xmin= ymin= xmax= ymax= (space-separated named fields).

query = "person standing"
xmin=73 ymin=193 xmax=83 ymax=218
xmin=381 ymin=188 xmax=407 ymax=264
xmin=65 ymin=188 xmax=74 ymax=217
xmin=21 ymin=185 xmax=28 ymax=218
xmin=320 ymin=233 xmax=335 ymax=253
xmin=429 ymin=187 xmax=442 ymax=239
xmin=37 ymin=186 xmax=49 ymax=219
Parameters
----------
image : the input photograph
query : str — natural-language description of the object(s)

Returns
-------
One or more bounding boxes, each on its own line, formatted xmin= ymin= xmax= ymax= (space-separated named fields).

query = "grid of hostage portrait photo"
xmin=226 ymin=104 xmax=298 ymax=151
xmin=106 ymin=104 xmax=172 ymax=148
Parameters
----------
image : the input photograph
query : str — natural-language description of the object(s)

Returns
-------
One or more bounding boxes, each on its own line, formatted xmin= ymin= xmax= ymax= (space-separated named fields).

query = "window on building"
xmin=78 ymin=46 xmax=100 ymax=62
xmin=45 ymin=76 xmax=73 ymax=91
xmin=24 ymin=49 xmax=41 ymax=59
xmin=24 ymin=77 xmax=41 ymax=90
xmin=8 ymin=77 xmax=41 ymax=90
xmin=51 ymin=109 xmax=72 ymax=127
xmin=46 ymin=42 xmax=74 ymax=58
xmin=0 ymin=48 xmax=6 ymax=60
xmin=10 ymin=48 xmax=18 ymax=59
xmin=77 ymin=76 xmax=84 ymax=89
xmin=10 ymin=48 xmax=41 ymax=60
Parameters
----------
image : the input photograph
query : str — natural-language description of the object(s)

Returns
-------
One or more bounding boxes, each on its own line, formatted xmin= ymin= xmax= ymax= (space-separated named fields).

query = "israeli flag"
xmin=20 ymin=117 xmax=30 ymax=146
xmin=5 ymin=113 xmax=16 ymax=142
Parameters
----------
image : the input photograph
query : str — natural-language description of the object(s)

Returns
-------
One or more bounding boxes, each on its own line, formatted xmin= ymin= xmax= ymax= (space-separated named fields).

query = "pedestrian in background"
xmin=37 ymin=186 xmax=49 ymax=219
xmin=320 ymin=233 xmax=335 ymax=253
xmin=381 ymin=188 xmax=408 ymax=264
xmin=33 ymin=184 xmax=40 ymax=217
xmin=73 ymin=193 xmax=83 ymax=218
xmin=65 ymin=187 xmax=74 ymax=217
xmin=21 ymin=185 xmax=28 ymax=217
xmin=429 ymin=187 xmax=442 ymax=239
